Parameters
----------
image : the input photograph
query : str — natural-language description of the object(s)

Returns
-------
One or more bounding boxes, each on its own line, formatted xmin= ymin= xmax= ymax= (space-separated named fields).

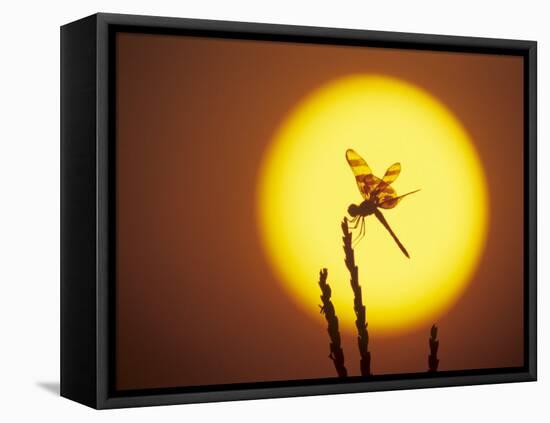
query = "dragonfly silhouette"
xmin=345 ymin=149 xmax=420 ymax=258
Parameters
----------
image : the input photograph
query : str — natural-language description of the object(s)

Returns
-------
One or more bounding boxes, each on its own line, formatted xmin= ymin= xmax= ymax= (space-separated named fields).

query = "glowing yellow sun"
xmin=256 ymin=75 xmax=488 ymax=336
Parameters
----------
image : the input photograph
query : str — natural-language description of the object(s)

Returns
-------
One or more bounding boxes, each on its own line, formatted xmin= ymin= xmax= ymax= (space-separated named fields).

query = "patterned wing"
xmin=345 ymin=149 xmax=380 ymax=199
xmin=373 ymin=163 xmax=401 ymax=207
xmin=382 ymin=163 xmax=401 ymax=185
xmin=378 ymin=189 xmax=421 ymax=209
xmin=375 ymin=184 xmax=398 ymax=208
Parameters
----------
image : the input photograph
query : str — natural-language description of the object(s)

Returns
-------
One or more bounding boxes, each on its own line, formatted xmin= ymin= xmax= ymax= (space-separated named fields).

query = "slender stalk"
xmin=428 ymin=324 xmax=439 ymax=372
xmin=318 ymin=268 xmax=348 ymax=377
xmin=341 ymin=219 xmax=371 ymax=376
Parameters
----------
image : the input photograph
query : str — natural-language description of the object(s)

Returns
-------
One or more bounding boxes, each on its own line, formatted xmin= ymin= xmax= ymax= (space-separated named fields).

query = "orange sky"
xmin=115 ymin=31 xmax=524 ymax=391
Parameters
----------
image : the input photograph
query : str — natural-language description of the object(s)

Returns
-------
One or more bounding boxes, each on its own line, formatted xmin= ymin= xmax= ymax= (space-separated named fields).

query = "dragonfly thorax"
xmin=348 ymin=199 xmax=377 ymax=217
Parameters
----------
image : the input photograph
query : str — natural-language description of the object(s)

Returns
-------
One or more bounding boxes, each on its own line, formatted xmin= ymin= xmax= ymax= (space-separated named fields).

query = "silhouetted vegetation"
xmin=428 ymin=324 xmax=439 ymax=372
xmin=341 ymin=219 xmax=371 ymax=376
xmin=316 ymin=218 xmax=441 ymax=377
xmin=318 ymin=268 xmax=348 ymax=377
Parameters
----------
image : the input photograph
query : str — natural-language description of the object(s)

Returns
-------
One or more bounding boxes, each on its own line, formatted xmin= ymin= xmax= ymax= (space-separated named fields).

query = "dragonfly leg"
xmin=358 ymin=217 xmax=366 ymax=245
xmin=345 ymin=215 xmax=359 ymax=227
xmin=348 ymin=215 xmax=362 ymax=230
xmin=352 ymin=217 xmax=366 ymax=248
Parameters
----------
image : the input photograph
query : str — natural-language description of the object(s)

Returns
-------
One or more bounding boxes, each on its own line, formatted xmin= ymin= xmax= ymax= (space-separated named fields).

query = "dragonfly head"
xmin=347 ymin=203 xmax=360 ymax=217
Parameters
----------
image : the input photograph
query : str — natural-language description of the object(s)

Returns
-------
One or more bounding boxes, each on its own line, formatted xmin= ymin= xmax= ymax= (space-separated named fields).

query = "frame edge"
xmin=60 ymin=13 xmax=99 ymax=409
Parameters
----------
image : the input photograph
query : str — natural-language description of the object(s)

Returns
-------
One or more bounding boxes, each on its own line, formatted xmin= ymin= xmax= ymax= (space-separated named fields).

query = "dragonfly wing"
xmin=373 ymin=163 xmax=401 ymax=206
xmin=346 ymin=149 xmax=380 ymax=199
xmin=375 ymin=183 xmax=397 ymax=208
xmin=378 ymin=189 xmax=421 ymax=209
xmin=382 ymin=163 xmax=401 ymax=185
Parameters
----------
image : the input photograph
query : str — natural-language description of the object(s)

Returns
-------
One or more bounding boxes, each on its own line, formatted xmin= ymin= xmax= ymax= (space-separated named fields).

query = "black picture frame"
xmin=60 ymin=12 xmax=537 ymax=409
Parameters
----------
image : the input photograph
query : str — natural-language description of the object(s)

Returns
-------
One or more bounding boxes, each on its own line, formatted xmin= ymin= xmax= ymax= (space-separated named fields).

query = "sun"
xmin=256 ymin=74 xmax=488 ymax=337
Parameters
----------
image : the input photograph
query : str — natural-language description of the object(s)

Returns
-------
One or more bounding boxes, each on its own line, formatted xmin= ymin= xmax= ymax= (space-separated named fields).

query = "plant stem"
xmin=428 ymin=324 xmax=439 ymax=372
xmin=318 ymin=268 xmax=348 ymax=377
xmin=341 ymin=219 xmax=371 ymax=376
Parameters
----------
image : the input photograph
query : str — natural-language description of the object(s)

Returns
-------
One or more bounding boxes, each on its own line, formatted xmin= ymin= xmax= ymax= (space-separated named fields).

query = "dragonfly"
xmin=345 ymin=148 xmax=420 ymax=258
